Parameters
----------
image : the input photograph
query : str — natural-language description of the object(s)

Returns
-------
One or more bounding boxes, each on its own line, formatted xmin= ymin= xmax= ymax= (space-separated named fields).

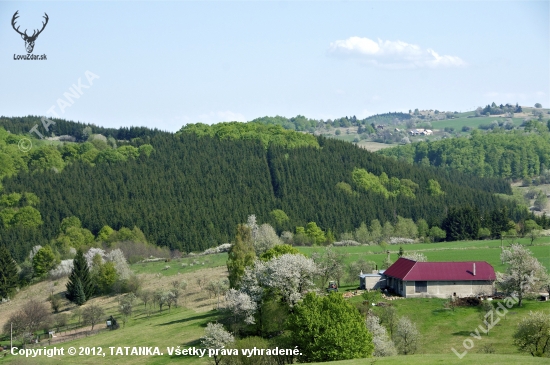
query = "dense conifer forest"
xmin=0 ymin=116 xmax=167 ymax=141
xmin=0 ymin=118 xmax=522 ymax=260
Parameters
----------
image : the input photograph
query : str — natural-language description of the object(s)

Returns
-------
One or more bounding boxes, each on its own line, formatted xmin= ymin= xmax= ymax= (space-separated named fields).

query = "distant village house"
xmin=408 ymin=129 xmax=433 ymax=136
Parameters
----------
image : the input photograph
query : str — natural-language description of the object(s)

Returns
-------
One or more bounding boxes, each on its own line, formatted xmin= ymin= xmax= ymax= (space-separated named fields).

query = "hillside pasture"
xmin=356 ymin=141 xmax=394 ymax=152
xmin=350 ymin=297 xmax=550 ymax=358
xmin=297 ymin=237 xmax=550 ymax=281
xmin=130 ymin=253 xmax=228 ymax=277
xmin=430 ymin=116 xmax=523 ymax=131
xmin=311 ymin=354 xmax=550 ymax=365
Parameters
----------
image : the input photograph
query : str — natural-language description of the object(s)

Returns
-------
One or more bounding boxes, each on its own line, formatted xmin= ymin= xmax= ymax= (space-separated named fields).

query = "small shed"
xmin=359 ymin=270 xmax=386 ymax=290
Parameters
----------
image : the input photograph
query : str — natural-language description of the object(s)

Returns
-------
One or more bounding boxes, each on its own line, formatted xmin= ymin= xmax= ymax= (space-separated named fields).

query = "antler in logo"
xmin=12 ymin=11 xmax=49 ymax=54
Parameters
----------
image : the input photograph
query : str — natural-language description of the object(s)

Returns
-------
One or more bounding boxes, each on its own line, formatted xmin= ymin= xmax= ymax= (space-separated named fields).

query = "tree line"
xmin=0 ymin=116 xmax=167 ymax=142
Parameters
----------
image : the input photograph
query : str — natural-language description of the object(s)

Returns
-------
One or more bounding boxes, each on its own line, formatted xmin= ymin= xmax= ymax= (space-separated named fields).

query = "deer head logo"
xmin=12 ymin=11 xmax=49 ymax=54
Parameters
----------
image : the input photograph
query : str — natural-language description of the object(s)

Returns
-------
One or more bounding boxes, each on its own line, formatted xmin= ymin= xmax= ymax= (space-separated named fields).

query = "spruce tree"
xmin=66 ymin=249 xmax=94 ymax=303
xmin=74 ymin=278 xmax=86 ymax=306
xmin=0 ymin=245 xmax=18 ymax=300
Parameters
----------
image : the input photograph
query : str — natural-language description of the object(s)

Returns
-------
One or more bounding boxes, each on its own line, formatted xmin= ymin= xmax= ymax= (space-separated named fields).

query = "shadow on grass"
xmin=157 ymin=311 xmax=218 ymax=326
xmin=452 ymin=330 xmax=472 ymax=336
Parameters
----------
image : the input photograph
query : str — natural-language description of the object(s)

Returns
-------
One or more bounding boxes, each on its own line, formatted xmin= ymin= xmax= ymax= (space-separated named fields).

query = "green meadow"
xmin=430 ymin=116 xmax=524 ymax=131
xmin=297 ymin=237 xmax=550 ymax=275
xmin=2 ymin=238 xmax=549 ymax=365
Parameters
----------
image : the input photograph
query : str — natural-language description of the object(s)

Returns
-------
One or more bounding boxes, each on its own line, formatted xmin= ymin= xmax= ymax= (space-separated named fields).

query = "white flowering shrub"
xmin=366 ymin=315 xmax=397 ymax=357
xmin=395 ymin=316 xmax=420 ymax=355
xmin=389 ymin=238 xmax=415 ymax=245
xmin=223 ymin=289 xmax=257 ymax=324
xmin=253 ymin=223 xmax=282 ymax=256
xmin=402 ymin=252 xmax=427 ymax=262
xmin=84 ymin=247 xmax=106 ymax=268
xmin=201 ymin=322 xmax=234 ymax=349
xmin=333 ymin=240 xmax=361 ymax=246
xmin=202 ymin=243 xmax=232 ymax=255
xmin=246 ymin=214 xmax=259 ymax=240
xmin=280 ymin=231 xmax=293 ymax=244
xmin=241 ymin=253 xmax=318 ymax=307
xmin=201 ymin=322 xmax=234 ymax=365
xmin=49 ymin=259 xmax=74 ymax=279
xmin=28 ymin=245 xmax=42 ymax=261
xmin=107 ymin=248 xmax=132 ymax=280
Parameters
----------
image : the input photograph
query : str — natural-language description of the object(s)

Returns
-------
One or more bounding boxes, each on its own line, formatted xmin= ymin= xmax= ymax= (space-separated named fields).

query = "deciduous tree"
xmin=82 ymin=304 xmax=104 ymax=330
xmin=366 ymin=315 xmax=397 ymax=357
xmin=32 ymin=246 xmax=59 ymax=277
xmin=288 ymin=292 xmax=373 ymax=362
xmin=497 ymin=244 xmax=547 ymax=307
xmin=394 ymin=316 xmax=420 ymax=355
xmin=513 ymin=311 xmax=550 ymax=357
xmin=2 ymin=299 xmax=52 ymax=344
xmin=200 ymin=322 xmax=235 ymax=365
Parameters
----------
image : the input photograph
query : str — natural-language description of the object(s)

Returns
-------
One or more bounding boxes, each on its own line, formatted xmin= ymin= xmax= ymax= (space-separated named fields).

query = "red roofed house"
xmin=383 ymin=258 xmax=496 ymax=298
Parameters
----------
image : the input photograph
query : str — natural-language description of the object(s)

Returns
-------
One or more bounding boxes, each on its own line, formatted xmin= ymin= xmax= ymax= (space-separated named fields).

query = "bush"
xmin=223 ymin=337 xmax=274 ymax=365
xmin=333 ymin=240 xmax=361 ymax=246
xmin=201 ymin=243 xmax=232 ymax=255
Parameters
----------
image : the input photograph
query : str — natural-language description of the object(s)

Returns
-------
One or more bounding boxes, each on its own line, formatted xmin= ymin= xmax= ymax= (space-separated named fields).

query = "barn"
xmin=383 ymin=258 xmax=496 ymax=298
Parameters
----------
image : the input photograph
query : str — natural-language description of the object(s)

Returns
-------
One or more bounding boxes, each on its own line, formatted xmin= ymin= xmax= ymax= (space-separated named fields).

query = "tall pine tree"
xmin=0 ymin=245 xmax=18 ymax=300
xmin=73 ymin=278 xmax=86 ymax=306
xmin=66 ymin=248 xmax=94 ymax=303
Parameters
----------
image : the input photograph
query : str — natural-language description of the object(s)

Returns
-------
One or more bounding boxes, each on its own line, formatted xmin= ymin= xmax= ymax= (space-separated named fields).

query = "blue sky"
xmin=0 ymin=1 xmax=548 ymax=132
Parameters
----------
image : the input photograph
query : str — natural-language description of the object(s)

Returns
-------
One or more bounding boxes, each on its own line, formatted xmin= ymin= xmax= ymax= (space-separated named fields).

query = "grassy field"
xmin=297 ymin=237 xmax=550 ymax=276
xmin=2 ymin=238 xmax=549 ymax=365
xmin=311 ymin=354 xmax=550 ymax=365
xmin=353 ymin=297 xmax=550 ymax=356
xmin=130 ymin=253 xmax=228 ymax=276
xmin=430 ymin=116 xmax=524 ymax=131
xmin=356 ymin=141 xmax=394 ymax=152
xmin=1 ymin=305 xmax=219 ymax=365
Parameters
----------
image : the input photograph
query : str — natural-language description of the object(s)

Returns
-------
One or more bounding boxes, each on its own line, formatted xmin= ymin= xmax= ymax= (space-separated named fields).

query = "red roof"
xmin=384 ymin=258 xmax=496 ymax=281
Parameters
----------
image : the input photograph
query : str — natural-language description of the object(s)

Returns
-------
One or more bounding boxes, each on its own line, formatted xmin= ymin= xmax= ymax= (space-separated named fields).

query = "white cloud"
xmin=328 ymin=36 xmax=466 ymax=69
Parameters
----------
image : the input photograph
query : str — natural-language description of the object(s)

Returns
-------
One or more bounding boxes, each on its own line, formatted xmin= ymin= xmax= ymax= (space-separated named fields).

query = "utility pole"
xmin=10 ymin=322 xmax=13 ymax=350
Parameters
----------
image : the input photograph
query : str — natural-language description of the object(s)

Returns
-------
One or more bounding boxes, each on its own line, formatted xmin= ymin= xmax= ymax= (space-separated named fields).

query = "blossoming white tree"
xmin=223 ymin=289 xmax=257 ymax=325
xmin=366 ymin=315 xmax=397 ymax=357
xmin=201 ymin=322 xmax=235 ymax=365
xmin=240 ymin=253 xmax=318 ymax=307
xmin=107 ymin=248 xmax=131 ymax=280
xmin=497 ymin=243 xmax=547 ymax=306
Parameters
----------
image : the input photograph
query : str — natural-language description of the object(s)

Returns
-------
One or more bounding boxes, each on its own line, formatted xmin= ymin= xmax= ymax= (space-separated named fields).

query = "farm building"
xmin=383 ymin=258 xmax=496 ymax=298
xmin=359 ymin=270 xmax=386 ymax=290
xmin=408 ymin=128 xmax=433 ymax=136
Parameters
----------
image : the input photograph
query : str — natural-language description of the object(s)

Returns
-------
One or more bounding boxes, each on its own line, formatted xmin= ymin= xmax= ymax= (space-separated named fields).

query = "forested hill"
xmin=378 ymin=124 xmax=550 ymax=180
xmin=0 ymin=119 xmax=520 ymax=259
xmin=0 ymin=116 xmax=167 ymax=141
